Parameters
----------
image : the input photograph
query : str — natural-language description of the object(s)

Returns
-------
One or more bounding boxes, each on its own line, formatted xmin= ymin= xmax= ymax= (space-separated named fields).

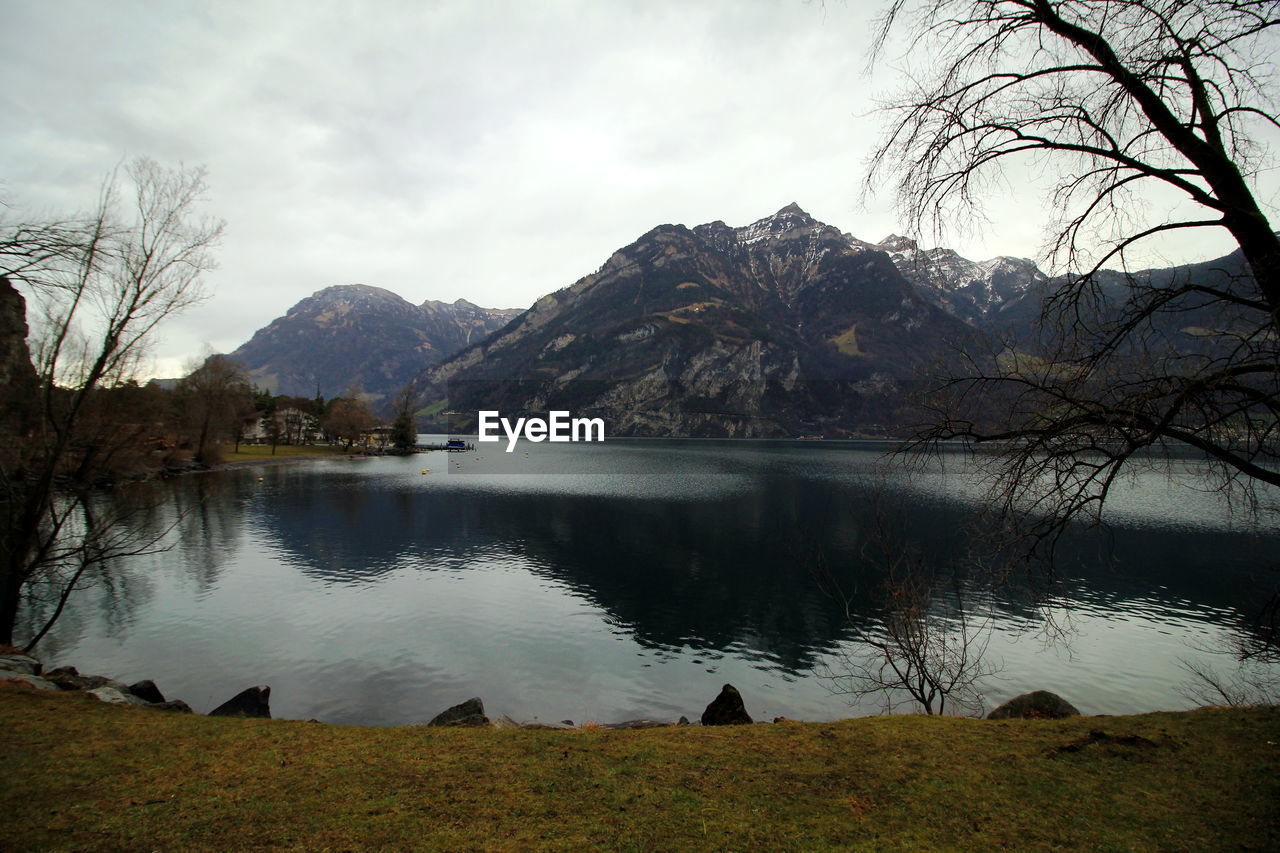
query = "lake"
xmin=21 ymin=437 xmax=1278 ymax=725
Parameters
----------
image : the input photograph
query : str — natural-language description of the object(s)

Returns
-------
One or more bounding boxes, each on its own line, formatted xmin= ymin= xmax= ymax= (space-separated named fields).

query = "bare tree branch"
xmin=871 ymin=3 xmax=1279 ymax=645
xmin=814 ymin=506 xmax=1001 ymax=716
xmin=0 ymin=158 xmax=223 ymax=648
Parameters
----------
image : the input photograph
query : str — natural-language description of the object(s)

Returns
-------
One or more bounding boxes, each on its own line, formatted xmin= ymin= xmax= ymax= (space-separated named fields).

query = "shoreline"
xmin=3 ymin=681 xmax=1274 ymax=851
xmin=2 ymin=647 xmax=1091 ymax=729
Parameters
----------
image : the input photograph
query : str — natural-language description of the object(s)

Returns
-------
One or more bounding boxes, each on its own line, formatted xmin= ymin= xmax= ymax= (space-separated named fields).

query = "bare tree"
xmin=16 ymin=492 xmax=177 ymax=652
xmin=871 ymin=0 xmax=1279 ymax=303
xmin=814 ymin=513 xmax=1000 ymax=716
xmin=869 ymin=2 xmax=1280 ymax=574
xmin=1179 ymin=653 xmax=1279 ymax=707
xmin=178 ymin=353 xmax=252 ymax=465
xmin=1178 ymin=586 xmax=1279 ymax=705
xmin=228 ymin=396 xmax=260 ymax=454
xmin=0 ymin=158 xmax=222 ymax=648
xmin=323 ymin=387 xmax=376 ymax=452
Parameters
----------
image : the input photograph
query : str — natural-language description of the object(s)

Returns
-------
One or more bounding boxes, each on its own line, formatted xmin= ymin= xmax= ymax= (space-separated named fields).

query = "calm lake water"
xmin=22 ymin=437 xmax=1279 ymax=725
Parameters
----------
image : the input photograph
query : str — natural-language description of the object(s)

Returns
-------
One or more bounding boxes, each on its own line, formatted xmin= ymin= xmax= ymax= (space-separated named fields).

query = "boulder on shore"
xmin=0 ymin=653 xmax=42 ymax=675
xmin=427 ymin=697 xmax=489 ymax=727
xmin=0 ymin=670 xmax=58 ymax=691
xmin=44 ymin=669 xmax=126 ymax=693
xmin=988 ymin=690 xmax=1081 ymax=720
xmin=518 ymin=720 xmax=574 ymax=730
xmin=88 ymin=686 xmax=149 ymax=706
xmin=3 ymin=655 xmax=194 ymax=714
xmin=600 ymin=719 xmax=670 ymax=730
xmin=701 ymin=684 xmax=753 ymax=726
xmin=209 ymin=686 xmax=272 ymax=718
xmin=127 ymin=679 xmax=166 ymax=704
xmin=146 ymin=700 xmax=195 ymax=714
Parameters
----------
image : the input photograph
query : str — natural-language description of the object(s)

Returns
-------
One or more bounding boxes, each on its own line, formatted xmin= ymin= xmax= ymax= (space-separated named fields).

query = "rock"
xmin=0 ymin=670 xmax=59 ymax=691
xmin=145 ymin=700 xmax=194 ymax=714
xmin=988 ymin=690 xmax=1081 ymax=720
xmin=209 ymin=685 xmax=272 ymax=718
xmin=701 ymin=683 xmax=753 ymax=726
xmin=677 ymin=716 xmax=691 ymax=726
xmin=127 ymin=679 xmax=166 ymax=704
xmin=427 ymin=697 xmax=489 ymax=727
xmin=519 ymin=720 xmax=573 ymax=730
xmin=88 ymin=686 xmax=149 ymax=706
xmin=0 ymin=275 xmax=38 ymax=392
xmin=40 ymin=666 xmax=147 ymax=696
xmin=0 ymin=653 xmax=42 ymax=675
xmin=600 ymin=719 xmax=670 ymax=730
xmin=44 ymin=671 xmax=124 ymax=692
xmin=492 ymin=714 xmax=521 ymax=730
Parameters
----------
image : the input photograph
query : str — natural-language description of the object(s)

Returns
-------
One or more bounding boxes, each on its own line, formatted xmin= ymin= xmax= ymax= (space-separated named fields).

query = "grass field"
xmin=2 ymin=683 xmax=1276 ymax=851
xmin=217 ymin=443 xmax=357 ymax=464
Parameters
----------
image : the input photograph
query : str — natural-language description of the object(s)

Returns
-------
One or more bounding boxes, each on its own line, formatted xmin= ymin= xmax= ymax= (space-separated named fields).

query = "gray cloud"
xmin=1 ymin=0 xmax=1268 ymax=376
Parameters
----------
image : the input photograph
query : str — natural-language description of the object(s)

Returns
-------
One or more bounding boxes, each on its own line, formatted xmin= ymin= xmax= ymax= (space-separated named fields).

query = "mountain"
xmin=223 ymin=205 xmax=1251 ymax=435
xmin=423 ymin=204 xmax=984 ymax=437
xmin=867 ymin=235 xmax=1048 ymax=326
xmin=228 ymin=285 xmax=521 ymax=401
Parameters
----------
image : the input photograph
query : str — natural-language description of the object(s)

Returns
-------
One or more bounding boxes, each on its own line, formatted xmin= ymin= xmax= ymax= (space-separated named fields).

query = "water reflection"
xmin=259 ymin=456 xmax=1272 ymax=628
xmin=21 ymin=441 xmax=1280 ymax=723
xmin=250 ymin=462 xmax=918 ymax=670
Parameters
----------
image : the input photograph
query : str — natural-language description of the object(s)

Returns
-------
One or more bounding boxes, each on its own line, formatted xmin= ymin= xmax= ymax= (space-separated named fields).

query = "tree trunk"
xmin=0 ymin=572 xmax=21 ymax=647
xmin=1226 ymin=216 xmax=1280 ymax=332
xmin=0 ymin=490 xmax=46 ymax=647
xmin=196 ymin=416 xmax=211 ymax=465
xmin=0 ymin=526 xmax=34 ymax=645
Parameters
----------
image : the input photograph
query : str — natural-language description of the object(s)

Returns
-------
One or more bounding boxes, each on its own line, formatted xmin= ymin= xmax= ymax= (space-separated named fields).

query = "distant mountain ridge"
xmin=228 ymin=285 xmax=520 ymax=401
xmin=422 ymin=204 xmax=1026 ymax=437
xmin=224 ymin=204 xmax=1245 ymax=434
xmin=868 ymin=235 xmax=1048 ymax=326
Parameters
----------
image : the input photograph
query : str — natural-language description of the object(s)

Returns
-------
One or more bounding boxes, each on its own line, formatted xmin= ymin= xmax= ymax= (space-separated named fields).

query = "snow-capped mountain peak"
xmin=875 ymin=234 xmax=919 ymax=254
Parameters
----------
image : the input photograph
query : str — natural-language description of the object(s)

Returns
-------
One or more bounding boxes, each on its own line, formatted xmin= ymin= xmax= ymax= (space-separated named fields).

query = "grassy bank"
xmin=2 ymin=685 xmax=1276 ymax=851
xmin=218 ymin=444 xmax=357 ymax=464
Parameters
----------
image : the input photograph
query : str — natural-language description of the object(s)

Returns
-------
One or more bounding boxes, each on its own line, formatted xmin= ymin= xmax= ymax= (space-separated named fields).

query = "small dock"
xmin=414 ymin=440 xmax=475 ymax=452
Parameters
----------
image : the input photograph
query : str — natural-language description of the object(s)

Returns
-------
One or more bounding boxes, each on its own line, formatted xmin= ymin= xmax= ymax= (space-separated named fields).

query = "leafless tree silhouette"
xmin=0 ymin=159 xmax=222 ymax=648
xmin=868 ymin=2 xmax=1279 ymax=593
xmin=814 ymin=511 xmax=1001 ymax=716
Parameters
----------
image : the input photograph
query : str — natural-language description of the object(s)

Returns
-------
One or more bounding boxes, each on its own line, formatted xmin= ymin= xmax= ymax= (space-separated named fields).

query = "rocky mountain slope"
xmin=224 ymin=205 xmax=1250 ymax=435
xmin=228 ymin=285 xmax=520 ymax=401
xmin=423 ymin=204 xmax=1003 ymax=437
xmin=866 ymin=235 xmax=1047 ymax=326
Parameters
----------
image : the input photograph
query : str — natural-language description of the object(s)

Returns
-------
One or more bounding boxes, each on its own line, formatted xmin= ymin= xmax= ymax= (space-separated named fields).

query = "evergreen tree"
xmin=390 ymin=409 xmax=416 ymax=452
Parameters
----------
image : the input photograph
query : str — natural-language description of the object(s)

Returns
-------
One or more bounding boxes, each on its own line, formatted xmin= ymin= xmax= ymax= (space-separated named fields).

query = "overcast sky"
xmin=1 ymin=0 xmax=1273 ymax=378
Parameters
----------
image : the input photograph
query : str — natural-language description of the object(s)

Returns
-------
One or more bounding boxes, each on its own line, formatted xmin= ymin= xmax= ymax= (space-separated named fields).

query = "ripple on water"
xmin=23 ymin=442 xmax=1275 ymax=724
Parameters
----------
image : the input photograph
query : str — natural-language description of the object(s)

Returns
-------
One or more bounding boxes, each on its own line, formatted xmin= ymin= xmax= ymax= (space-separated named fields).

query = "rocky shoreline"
xmin=1 ymin=650 xmax=1082 ymax=727
xmin=0 ymin=650 xmax=271 ymax=718
xmin=0 ymin=649 xmax=764 ymax=729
